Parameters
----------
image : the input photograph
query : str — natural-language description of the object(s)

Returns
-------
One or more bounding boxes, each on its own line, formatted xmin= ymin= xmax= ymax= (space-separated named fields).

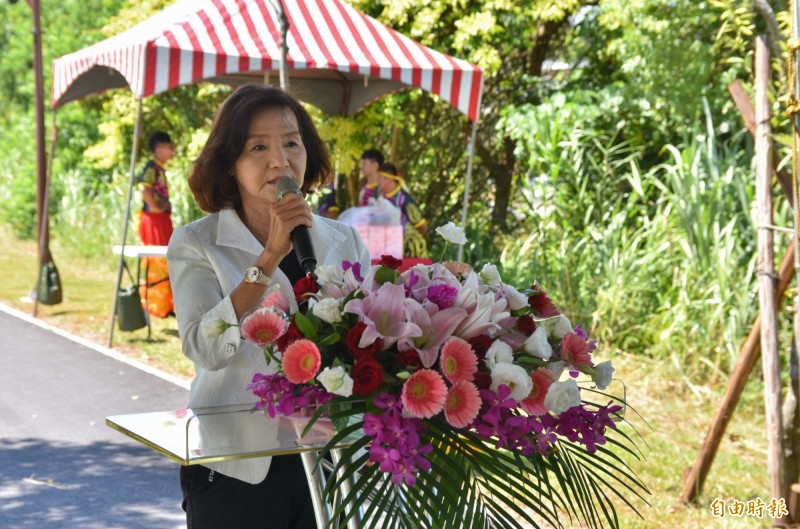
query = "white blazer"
xmin=167 ymin=208 xmax=370 ymax=483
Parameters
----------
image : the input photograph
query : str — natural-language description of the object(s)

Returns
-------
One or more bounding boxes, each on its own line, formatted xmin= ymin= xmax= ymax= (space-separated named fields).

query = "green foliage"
xmin=0 ymin=115 xmax=37 ymax=238
xmin=498 ymin=95 xmax=767 ymax=383
xmin=321 ymin=404 xmax=647 ymax=528
xmin=50 ymin=168 xmax=128 ymax=256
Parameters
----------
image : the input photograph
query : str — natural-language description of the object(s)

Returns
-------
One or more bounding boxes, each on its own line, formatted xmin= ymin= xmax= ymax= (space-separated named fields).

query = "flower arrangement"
xmin=210 ymin=223 xmax=647 ymax=528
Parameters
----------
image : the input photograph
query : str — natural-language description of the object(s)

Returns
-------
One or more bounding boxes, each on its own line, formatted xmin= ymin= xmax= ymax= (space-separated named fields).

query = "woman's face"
xmin=234 ymin=107 xmax=307 ymax=209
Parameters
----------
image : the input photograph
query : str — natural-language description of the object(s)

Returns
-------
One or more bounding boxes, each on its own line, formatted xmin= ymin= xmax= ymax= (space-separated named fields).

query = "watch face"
xmin=245 ymin=267 xmax=260 ymax=283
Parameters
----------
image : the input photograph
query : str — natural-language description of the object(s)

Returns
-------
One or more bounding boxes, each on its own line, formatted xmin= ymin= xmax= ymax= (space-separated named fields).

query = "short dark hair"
xmin=148 ymin=131 xmax=172 ymax=152
xmin=189 ymin=84 xmax=331 ymax=213
xmin=378 ymin=163 xmax=399 ymax=176
xmin=360 ymin=149 xmax=384 ymax=165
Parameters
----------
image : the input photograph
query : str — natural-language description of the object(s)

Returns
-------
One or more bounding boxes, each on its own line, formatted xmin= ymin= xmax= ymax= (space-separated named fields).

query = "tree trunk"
xmin=475 ymin=134 xmax=515 ymax=231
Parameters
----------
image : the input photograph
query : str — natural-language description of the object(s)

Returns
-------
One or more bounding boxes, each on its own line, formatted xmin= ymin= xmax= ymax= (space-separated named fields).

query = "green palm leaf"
xmin=317 ymin=409 xmax=648 ymax=529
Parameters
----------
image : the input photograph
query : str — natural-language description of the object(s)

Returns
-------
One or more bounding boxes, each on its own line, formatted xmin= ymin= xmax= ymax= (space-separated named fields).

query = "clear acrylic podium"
xmin=106 ymin=404 xmax=363 ymax=528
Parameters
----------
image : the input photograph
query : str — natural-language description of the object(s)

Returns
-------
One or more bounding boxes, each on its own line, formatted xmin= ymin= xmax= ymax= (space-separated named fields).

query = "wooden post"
xmin=728 ymin=80 xmax=794 ymax=207
xmin=680 ymin=241 xmax=795 ymax=503
xmin=755 ymin=36 xmax=788 ymax=520
xmin=680 ymin=78 xmax=800 ymax=505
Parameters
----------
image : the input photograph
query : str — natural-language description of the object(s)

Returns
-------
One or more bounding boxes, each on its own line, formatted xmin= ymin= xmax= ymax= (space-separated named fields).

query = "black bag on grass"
xmin=37 ymin=259 xmax=63 ymax=306
xmin=117 ymin=263 xmax=146 ymax=332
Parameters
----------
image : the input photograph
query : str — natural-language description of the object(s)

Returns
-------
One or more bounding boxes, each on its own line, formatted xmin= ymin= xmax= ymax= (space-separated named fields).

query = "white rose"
xmin=435 ymin=222 xmax=467 ymax=245
xmin=315 ymin=265 xmax=344 ymax=285
xmin=316 ymin=366 xmax=353 ymax=397
xmin=311 ymin=297 xmax=342 ymax=324
xmin=544 ymin=379 xmax=581 ymax=414
xmin=523 ymin=327 xmax=552 ymax=360
xmin=490 ymin=363 xmax=533 ymax=403
xmin=485 ymin=340 xmax=514 ymax=370
xmin=592 ymin=361 xmax=614 ymax=390
xmin=200 ymin=317 xmax=231 ymax=338
xmin=480 ymin=263 xmax=502 ymax=287
xmin=502 ymin=284 xmax=529 ymax=311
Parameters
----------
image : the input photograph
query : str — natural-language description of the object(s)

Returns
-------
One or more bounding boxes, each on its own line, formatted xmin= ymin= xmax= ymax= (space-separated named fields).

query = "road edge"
xmin=0 ymin=302 xmax=190 ymax=390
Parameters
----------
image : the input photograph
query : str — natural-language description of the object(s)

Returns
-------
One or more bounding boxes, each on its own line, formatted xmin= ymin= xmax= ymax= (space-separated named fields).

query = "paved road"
xmin=0 ymin=305 xmax=190 ymax=529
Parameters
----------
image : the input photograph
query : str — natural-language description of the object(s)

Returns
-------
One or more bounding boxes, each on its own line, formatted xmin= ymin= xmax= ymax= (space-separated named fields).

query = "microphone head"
xmin=275 ymin=176 xmax=301 ymax=202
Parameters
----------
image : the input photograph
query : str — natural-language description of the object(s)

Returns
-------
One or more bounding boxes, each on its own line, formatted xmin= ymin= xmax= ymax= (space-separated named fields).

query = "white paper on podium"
xmin=338 ymin=199 xmax=403 ymax=259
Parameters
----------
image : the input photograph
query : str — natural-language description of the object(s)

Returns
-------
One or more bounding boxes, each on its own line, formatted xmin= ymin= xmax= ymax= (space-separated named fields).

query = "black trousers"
xmin=180 ymin=454 xmax=317 ymax=529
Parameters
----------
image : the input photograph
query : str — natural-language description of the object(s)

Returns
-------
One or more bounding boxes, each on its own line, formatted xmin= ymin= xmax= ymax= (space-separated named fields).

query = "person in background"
xmin=316 ymin=179 xmax=339 ymax=219
xmin=167 ymin=84 xmax=370 ymax=529
xmin=357 ymin=149 xmax=383 ymax=206
xmin=376 ymin=162 xmax=428 ymax=258
xmin=137 ymin=131 xmax=176 ymax=318
xmin=139 ymin=131 xmax=175 ymax=244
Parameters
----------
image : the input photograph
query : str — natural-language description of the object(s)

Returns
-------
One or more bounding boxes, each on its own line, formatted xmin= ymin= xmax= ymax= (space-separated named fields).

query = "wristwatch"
xmin=244 ymin=266 xmax=271 ymax=286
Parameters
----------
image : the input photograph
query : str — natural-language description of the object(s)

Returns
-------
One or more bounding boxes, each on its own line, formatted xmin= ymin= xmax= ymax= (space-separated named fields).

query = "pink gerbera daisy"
xmin=439 ymin=337 xmax=478 ymax=383
xmin=561 ymin=333 xmax=593 ymax=366
xmin=444 ymin=381 xmax=481 ymax=428
xmin=401 ymin=369 xmax=447 ymax=419
xmin=261 ymin=290 xmax=290 ymax=314
xmin=241 ymin=308 xmax=288 ymax=346
xmin=282 ymin=339 xmax=322 ymax=384
xmin=521 ymin=368 xmax=555 ymax=416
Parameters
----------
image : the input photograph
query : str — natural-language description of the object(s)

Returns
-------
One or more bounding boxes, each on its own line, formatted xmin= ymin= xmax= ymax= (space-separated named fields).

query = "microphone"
xmin=275 ymin=177 xmax=317 ymax=275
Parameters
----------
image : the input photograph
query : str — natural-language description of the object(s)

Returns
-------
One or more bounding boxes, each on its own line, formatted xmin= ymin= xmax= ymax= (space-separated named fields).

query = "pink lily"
xmin=401 ymin=302 xmax=467 ymax=368
xmin=344 ymin=282 xmax=423 ymax=350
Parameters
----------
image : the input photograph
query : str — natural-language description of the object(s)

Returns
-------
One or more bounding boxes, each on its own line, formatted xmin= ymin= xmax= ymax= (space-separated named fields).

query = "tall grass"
xmin=499 ymin=108 xmax=779 ymax=385
xmin=0 ymin=153 xmax=205 ymax=258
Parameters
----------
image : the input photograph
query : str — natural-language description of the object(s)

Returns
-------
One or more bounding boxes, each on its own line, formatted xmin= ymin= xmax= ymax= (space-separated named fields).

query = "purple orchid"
xmin=363 ymin=394 xmax=433 ymax=486
xmin=342 ymin=261 xmax=363 ymax=282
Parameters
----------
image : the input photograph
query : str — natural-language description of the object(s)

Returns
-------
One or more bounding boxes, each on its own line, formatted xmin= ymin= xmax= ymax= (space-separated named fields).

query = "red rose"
xmin=528 ymin=291 xmax=560 ymax=318
xmin=396 ymin=348 xmax=422 ymax=368
xmin=517 ymin=314 xmax=537 ymax=336
xmin=346 ymin=322 xmax=383 ymax=357
xmin=276 ymin=321 xmax=303 ymax=352
xmin=293 ymin=274 xmax=319 ymax=305
xmin=468 ymin=334 xmax=493 ymax=361
xmin=473 ymin=370 xmax=492 ymax=389
xmin=352 ymin=357 xmax=383 ymax=395
xmin=379 ymin=254 xmax=403 ymax=270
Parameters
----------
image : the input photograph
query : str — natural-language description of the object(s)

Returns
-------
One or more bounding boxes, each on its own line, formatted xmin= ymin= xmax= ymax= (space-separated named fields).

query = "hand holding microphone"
xmin=275 ymin=177 xmax=317 ymax=275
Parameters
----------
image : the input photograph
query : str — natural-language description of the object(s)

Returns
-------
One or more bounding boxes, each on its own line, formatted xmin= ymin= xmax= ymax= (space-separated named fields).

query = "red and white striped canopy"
xmin=51 ymin=0 xmax=483 ymax=121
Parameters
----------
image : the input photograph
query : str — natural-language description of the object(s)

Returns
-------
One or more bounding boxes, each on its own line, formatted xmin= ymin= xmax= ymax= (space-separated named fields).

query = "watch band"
xmin=244 ymin=266 xmax=271 ymax=286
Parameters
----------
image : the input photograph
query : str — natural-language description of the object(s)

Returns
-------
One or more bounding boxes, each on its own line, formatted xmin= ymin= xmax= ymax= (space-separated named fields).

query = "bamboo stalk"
xmin=754 ymin=36 xmax=787 ymax=517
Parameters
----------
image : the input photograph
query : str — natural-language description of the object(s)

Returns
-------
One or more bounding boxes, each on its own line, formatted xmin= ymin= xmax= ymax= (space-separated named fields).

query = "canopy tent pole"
xmin=457 ymin=120 xmax=478 ymax=261
xmin=31 ymin=0 xmax=47 ymax=283
xmin=33 ymin=114 xmax=60 ymax=317
xmin=273 ymin=0 xmax=289 ymax=90
xmin=107 ymin=99 xmax=143 ymax=347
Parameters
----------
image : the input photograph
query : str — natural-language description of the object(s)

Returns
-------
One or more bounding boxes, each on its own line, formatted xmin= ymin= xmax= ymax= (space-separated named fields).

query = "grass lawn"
xmin=0 ymin=225 xmax=778 ymax=528
xmin=0 ymin=225 xmax=193 ymax=379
